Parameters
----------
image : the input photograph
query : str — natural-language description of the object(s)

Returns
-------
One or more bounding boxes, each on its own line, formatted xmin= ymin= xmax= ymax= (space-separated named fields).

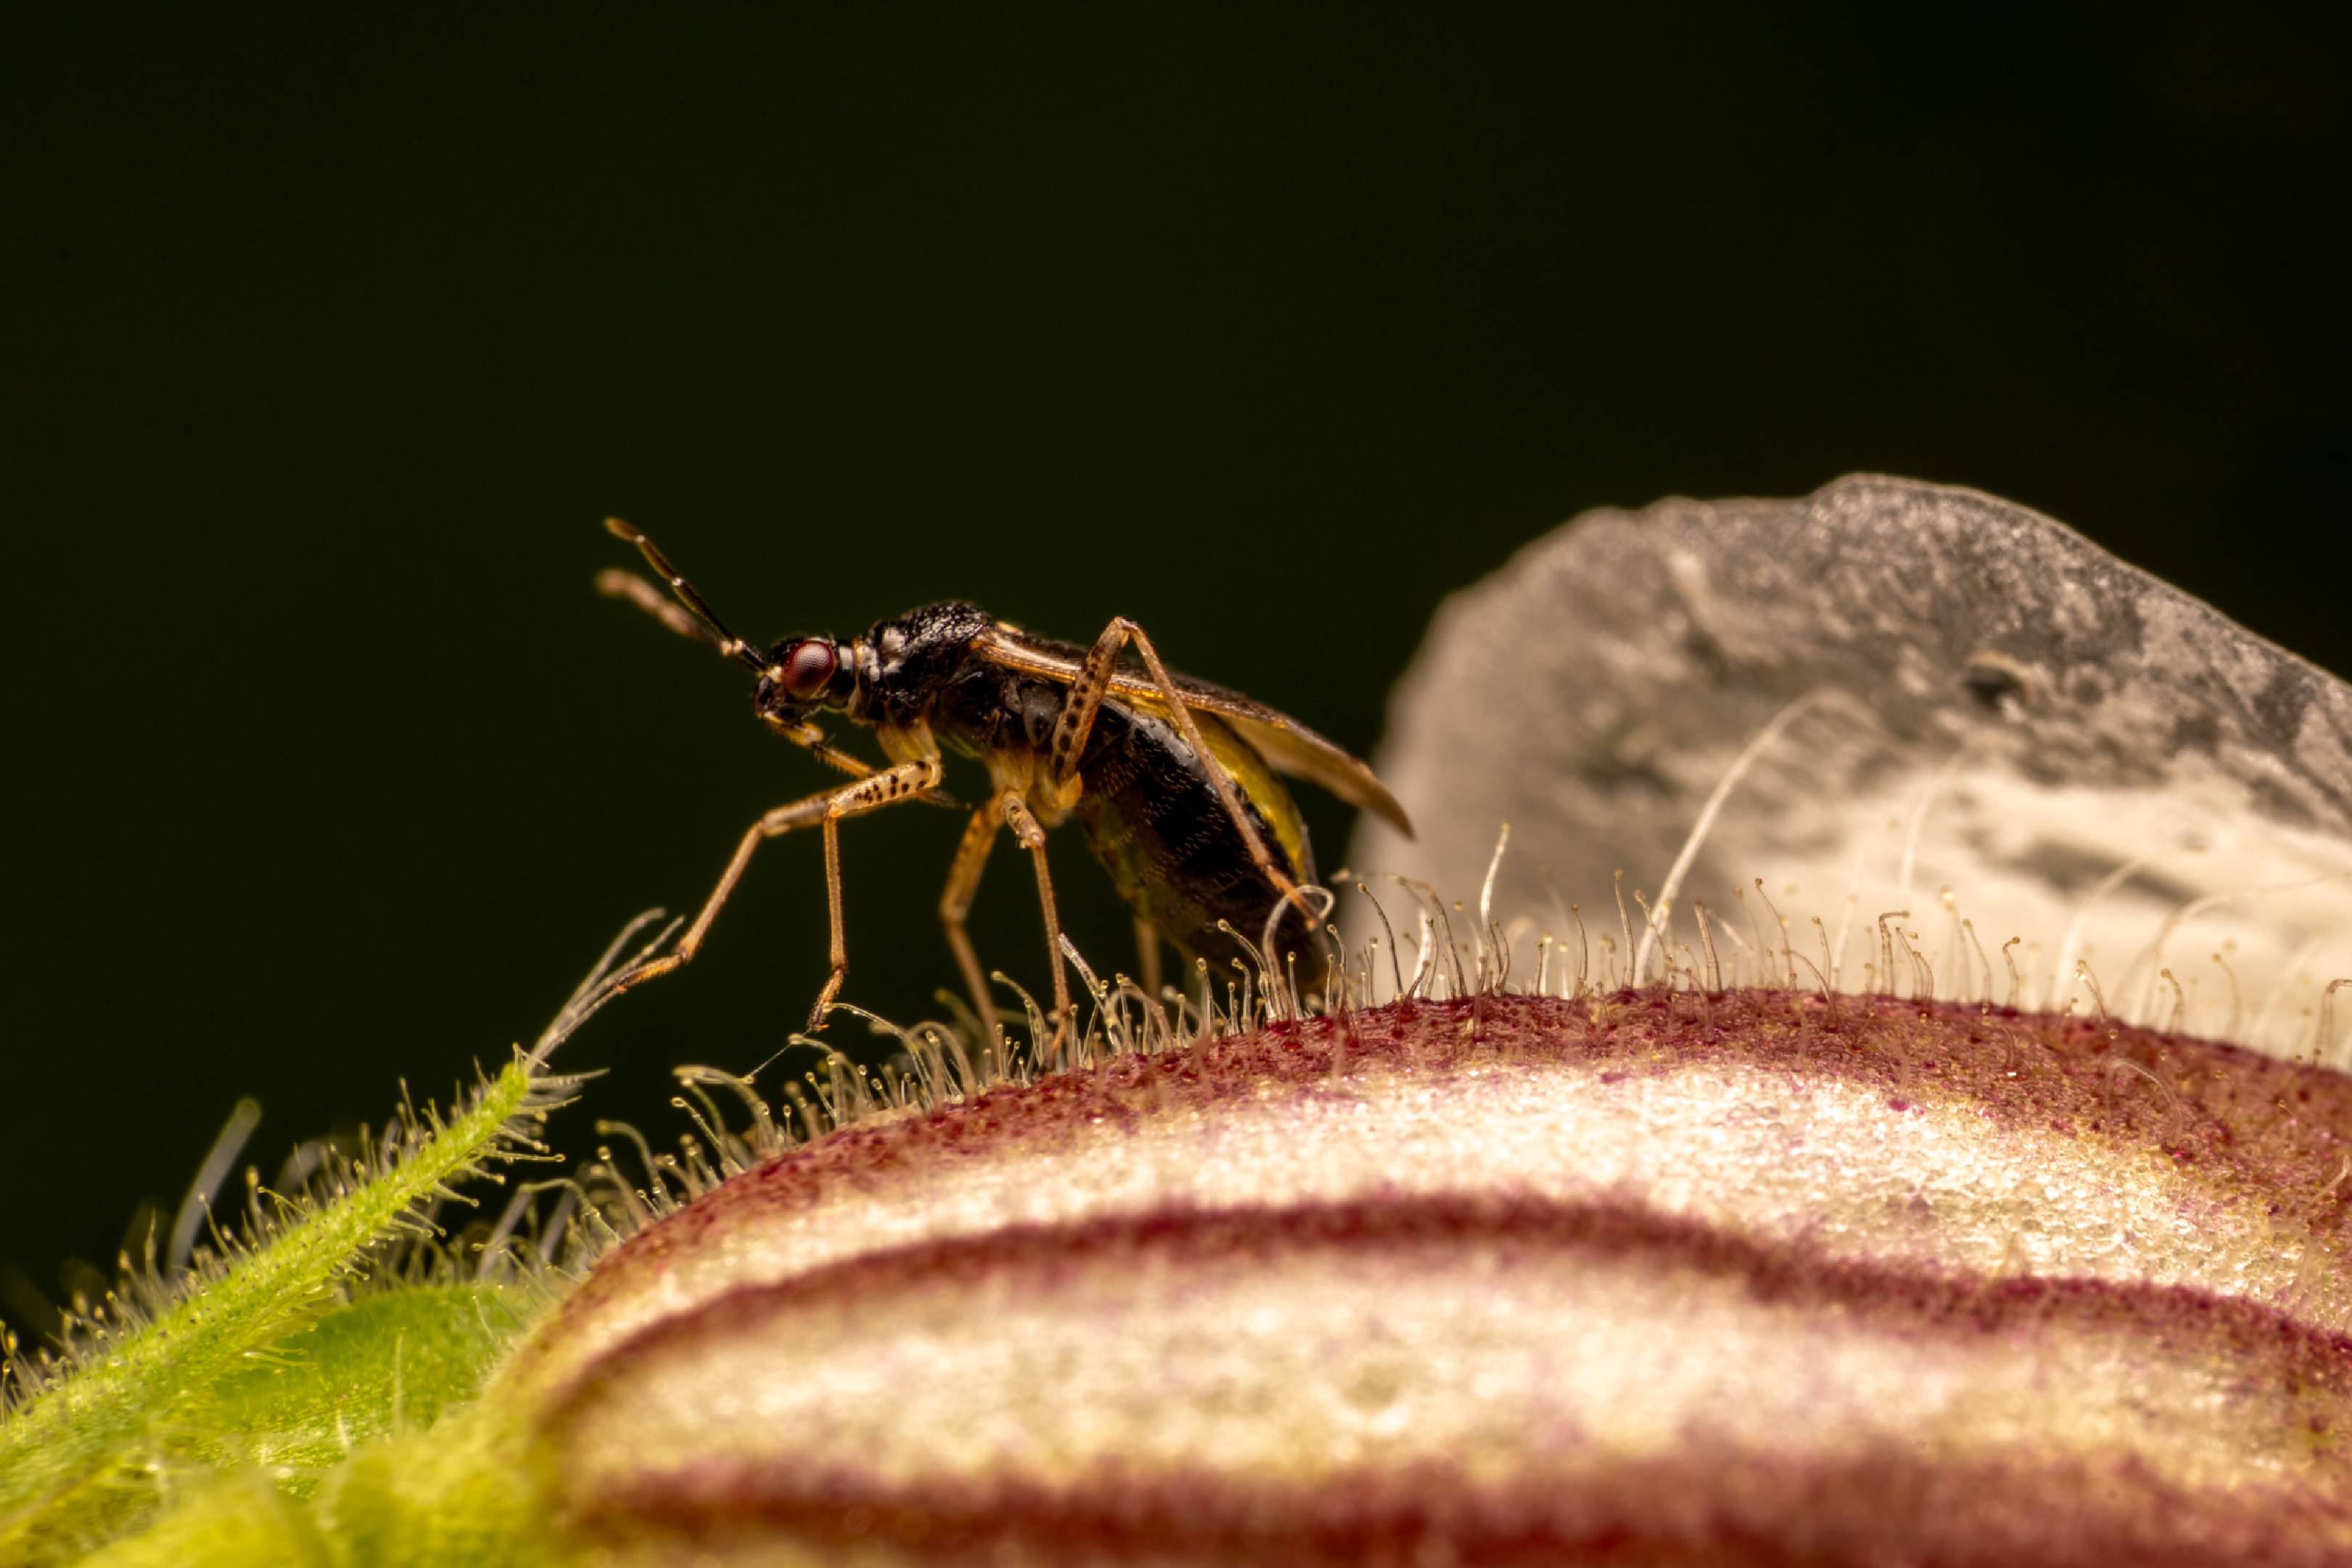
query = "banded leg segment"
xmin=608 ymin=756 xmax=942 ymax=1028
xmin=1045 ymin=616 xmax=1315 ymax=926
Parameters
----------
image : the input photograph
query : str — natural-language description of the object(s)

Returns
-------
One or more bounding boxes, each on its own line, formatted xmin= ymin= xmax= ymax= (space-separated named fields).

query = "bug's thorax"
xmin=846 ymin=601 xmax=995 ymax=727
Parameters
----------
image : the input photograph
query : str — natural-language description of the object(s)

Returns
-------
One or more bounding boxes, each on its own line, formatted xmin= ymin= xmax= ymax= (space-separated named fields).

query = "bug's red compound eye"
xmin=780 ymin=639 xmax=837 ymax=701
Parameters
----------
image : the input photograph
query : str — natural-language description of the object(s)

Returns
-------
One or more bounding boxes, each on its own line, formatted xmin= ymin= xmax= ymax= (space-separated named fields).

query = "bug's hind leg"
xmin=605 ymin=756 xmax=941 ymax=1029
xmin=1044 ymin=616 xmax=1318 ymax=931
xmin=938 ymin=804 xmax=1004 ymax=1047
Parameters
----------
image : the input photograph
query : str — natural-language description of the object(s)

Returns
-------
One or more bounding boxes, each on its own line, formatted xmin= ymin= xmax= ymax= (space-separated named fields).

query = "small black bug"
xmin=597 ymin=519 xmax=1413 ymax=1045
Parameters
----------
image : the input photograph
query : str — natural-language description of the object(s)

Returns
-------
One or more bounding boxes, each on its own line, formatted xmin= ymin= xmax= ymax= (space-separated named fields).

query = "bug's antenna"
xmin=600 ymin=517 xmax=767 ymax=674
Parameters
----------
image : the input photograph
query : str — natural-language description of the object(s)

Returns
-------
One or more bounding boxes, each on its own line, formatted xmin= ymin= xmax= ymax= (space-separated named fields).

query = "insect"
xmin=595 ymin=518 xmax=1413 ymax=1044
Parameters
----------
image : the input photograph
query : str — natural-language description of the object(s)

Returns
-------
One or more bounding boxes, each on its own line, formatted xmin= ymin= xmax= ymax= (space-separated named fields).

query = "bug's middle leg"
xmin=937 ymin=789 xmax=1074 ymax=1054
xmin=608 ymin=756 xmax=941 ymax=1026
xmin=998 ymin=788 xmax=1073 ymax=1054
xmin=937 ymin=804 xmax=1003 ymax=1045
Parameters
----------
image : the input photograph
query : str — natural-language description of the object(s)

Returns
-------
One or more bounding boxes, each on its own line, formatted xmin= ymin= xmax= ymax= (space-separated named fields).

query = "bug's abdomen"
xmin=1071 ymin=701 xmax=1317 ymax=974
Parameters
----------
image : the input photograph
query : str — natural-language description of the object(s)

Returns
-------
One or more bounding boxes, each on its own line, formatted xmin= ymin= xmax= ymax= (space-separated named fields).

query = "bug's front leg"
xmin=1044 ymin=616 xmax=1316 ymax=926
xmin=606 ymin=756 xmax=942 ymax=1029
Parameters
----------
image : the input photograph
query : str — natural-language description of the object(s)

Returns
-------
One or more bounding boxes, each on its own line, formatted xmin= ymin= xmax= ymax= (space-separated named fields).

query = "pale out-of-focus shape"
xmin=1349 ymin=475 xmax=2352 ymax=1053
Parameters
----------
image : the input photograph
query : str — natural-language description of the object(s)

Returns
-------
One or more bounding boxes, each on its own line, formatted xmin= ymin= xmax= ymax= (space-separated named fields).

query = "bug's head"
xmin=601 ymin=518 xmax=859 ymax=726
xmin=754 ymin=635 xmax=854 ymax=724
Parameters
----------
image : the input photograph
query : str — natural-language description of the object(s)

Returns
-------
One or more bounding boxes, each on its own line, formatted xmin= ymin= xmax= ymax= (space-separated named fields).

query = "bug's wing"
xmin=974 ymin=628 xmax=1416 ymax=837
xmin=1193 ymin=703 xmax=1417 ymax=839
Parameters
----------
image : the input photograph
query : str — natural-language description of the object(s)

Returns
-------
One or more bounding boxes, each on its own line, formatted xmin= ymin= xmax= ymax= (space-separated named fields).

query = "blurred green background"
xmin=5 ymin=6 xmax=2345 ymax=1342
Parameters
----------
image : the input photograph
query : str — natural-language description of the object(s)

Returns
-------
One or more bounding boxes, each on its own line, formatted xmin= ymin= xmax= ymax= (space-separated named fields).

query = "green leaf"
xmin=176 ymin=1283 xmax=535 ymax=1495
xmin=0 ymin=1060 xmax=547 ymax=1563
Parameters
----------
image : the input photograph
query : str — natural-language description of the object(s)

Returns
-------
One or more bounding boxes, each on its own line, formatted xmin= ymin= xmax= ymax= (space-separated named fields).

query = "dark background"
xmin=5 ymin=5 xmax=2345 ymax=1340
